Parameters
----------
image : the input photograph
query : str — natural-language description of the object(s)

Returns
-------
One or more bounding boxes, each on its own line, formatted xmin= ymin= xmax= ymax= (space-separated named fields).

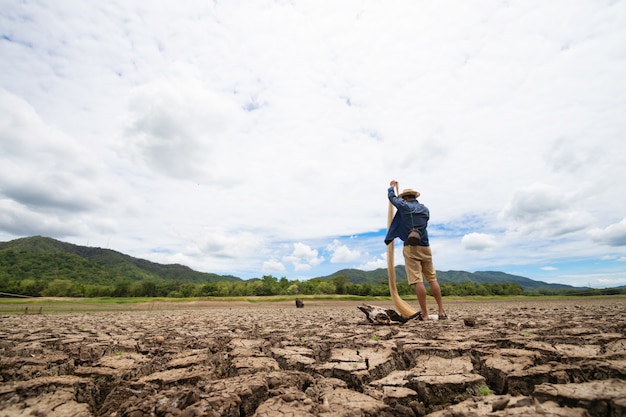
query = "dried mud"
xmin=1 ymin=297 xmax=625 ymax=417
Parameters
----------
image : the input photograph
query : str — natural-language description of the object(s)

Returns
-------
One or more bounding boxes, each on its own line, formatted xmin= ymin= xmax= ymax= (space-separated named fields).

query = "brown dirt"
xmin=1 ymin=297 xmax=625 ymax=417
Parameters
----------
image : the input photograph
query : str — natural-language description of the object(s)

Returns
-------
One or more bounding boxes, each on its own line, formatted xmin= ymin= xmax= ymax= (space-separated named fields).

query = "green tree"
xmin=199 ymin=283 xmax=218 ymax=296
xmin=332 ymin=276 xmax=349 ymax=294
xmin=285 ymin=283 xmax=300 ymax=295
xmin=41 ymin=279 xmax=74 ymax=297
xmin=298 ymin=279 xmax=320 ymax=295
xmin=141 ymin=280 xmax=158 ymax=297
xmin=316 ymin=281 xmax=335 ymax=294
xmin=258 ymin=275 xmax=278 ymax=296
xmin=84 ymin=284 xmax=111 ymax=297
xmin=277 ymin=277 xmax=291 ymax=294
xmin=506 ymin=283 xmax=524 ymax=295
xmin=396 ymin=280 xmax=413 ymax=296
xmin=230 ymin=282 xmax=253 ymax=296
xmin=440 ymin=283 xmax=457 ymax=296
xmin=180 ymin=283 xmax=196 ymax=297
xmin=112 ymin=279 xmax=131 ymax=297
xmin=19 ymin=278 xmax=43 ymax=296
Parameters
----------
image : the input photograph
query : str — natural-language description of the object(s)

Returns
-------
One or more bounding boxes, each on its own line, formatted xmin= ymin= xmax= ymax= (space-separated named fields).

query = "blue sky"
xmin=1 ymin=1 xmax=625 ymax=288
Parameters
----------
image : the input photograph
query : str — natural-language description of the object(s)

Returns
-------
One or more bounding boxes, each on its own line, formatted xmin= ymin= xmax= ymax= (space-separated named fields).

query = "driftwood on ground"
xmin=357 ymin=304 xmax=419 ymax=325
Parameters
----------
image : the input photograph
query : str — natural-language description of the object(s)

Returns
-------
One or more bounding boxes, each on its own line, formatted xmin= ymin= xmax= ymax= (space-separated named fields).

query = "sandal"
xmin=438 ymin=314 xmax=448 ymax=320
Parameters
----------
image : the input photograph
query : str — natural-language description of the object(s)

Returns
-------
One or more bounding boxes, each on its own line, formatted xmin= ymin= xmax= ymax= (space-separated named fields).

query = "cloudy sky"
xmin=1 ymin=1 xmax=625 ymax=288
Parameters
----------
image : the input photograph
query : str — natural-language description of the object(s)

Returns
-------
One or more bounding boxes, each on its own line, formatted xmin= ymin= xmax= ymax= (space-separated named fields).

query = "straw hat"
xmin=399 ymin=188 xmax=420 ymax=198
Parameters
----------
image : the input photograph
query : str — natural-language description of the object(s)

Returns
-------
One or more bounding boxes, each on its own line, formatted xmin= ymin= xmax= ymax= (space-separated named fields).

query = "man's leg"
xmin=428 ymin=280 xmax=446 ymax=317
xmin=419 ymin=246 xmax=446 ymax=318
xmin=413 ymin=282 xmax=429 ymax=319
xmin=404 ymin=246 xmax=430 ymax=319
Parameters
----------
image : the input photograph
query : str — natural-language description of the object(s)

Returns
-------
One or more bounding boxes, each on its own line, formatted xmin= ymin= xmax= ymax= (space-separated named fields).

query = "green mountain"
xmin=1 ymin=236 xmax=576 ymax=293
xmin=0 ymin=236 xmax=241 ymax=285
xmin=320 ymin=268 xmax=576 ymax=291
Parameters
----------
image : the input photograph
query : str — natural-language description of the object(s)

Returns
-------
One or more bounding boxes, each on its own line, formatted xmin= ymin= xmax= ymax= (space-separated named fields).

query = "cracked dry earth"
xmin=1 ymin=298 xmax=625 ymax=417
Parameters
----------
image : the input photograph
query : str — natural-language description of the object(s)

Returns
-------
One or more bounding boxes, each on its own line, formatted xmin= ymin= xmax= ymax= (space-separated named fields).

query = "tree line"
xmin=3 ymin=272 xmax=609 ymax=298
xmin=2 ymin=250 xmax=623 ymax=298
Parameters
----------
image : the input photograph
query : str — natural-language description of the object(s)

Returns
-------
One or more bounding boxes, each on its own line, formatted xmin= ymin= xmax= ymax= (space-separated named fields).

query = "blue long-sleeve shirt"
xmin=384 ymin=187 xmax=430 ymax=246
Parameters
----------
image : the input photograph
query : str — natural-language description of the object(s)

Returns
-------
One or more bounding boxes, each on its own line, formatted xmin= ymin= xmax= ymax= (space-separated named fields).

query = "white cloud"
xmin=262 ymin=260 xmax=286 ymax=274
xmin=358 ymin=253 xmax=388 ymax=271
xmin=283 ymin=243 xmax=325 ymax=272
xmin=123 ymin=73 xmax=242 ymax=181
xmin=500 ymin=183 xmax=567 ymax=222
xmin=499 ymin=183 xmax=594 ymax=238
xmin=589 ymin=218 xmax=626 ymax=247
xmin=0 ymin=89 xmax=133 ymax=238
xmin=462 ymin=233 xmax=498 ymax=251
xmin=327 ymin=240 xmax=361 ymax=263
xmin=1 ymin=1 xmax=626 ymax=287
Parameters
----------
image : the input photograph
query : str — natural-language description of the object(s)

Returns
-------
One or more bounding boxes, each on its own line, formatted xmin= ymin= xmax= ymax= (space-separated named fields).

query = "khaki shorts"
xmin=403 ymin=245 xmax=437 ymax=284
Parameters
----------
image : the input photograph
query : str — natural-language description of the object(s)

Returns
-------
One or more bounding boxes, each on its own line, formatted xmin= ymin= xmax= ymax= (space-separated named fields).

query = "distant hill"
xmin=1 ymin=236 xmax=578 ymax=292
xmin=0 ymin=236 xmax=241 ymax=285
xmin=319 ymin=268 xmax=577 ymax=292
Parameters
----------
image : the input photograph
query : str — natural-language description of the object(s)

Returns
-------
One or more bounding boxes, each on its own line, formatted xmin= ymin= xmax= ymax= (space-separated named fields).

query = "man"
xmin=385 ymin=180 xmax=447 ymax=320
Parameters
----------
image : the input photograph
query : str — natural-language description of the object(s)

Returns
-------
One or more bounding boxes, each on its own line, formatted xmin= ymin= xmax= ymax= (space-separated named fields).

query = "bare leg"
xmin=414 ymin=282 xmax=430 ymax=319
xmin=428 ymin=280 xmax=446 ymax=316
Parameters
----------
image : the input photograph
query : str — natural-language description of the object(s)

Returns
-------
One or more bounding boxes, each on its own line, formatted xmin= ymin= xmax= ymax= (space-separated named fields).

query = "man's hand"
xmin=389 ymin=180 xmax=398 ymax=187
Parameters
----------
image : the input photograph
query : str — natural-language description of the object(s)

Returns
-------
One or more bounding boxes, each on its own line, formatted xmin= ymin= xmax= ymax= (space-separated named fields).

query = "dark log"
xmin=357 ymin=304 xmax=418 ymax=325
